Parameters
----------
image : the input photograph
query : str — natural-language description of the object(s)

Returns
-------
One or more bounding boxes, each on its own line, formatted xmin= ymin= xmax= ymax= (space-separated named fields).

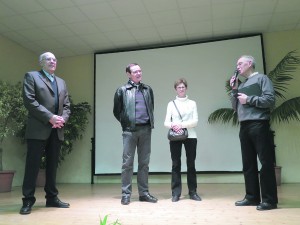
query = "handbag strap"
xmin=172 ymin=100 xmax=183 ymax=121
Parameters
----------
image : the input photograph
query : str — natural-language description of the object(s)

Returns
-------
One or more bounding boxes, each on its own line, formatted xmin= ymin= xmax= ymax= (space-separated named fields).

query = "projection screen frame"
xmin=93 ymin=34 xmax=266 ymax=176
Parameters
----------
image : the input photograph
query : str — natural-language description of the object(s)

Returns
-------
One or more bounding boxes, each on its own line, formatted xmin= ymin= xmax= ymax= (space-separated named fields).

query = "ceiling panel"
xmin=0 ymin=0 xmax=299 ymax=58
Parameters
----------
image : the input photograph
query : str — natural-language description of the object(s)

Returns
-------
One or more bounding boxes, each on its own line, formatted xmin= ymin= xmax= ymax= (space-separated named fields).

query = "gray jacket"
xmin=23 ymin=70 xmax=70 ymax=140
xmin=231 ymin=73 xmax=275 ymax=122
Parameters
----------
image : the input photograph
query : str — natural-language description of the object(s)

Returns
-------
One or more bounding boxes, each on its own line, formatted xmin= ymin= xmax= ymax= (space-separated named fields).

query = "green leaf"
xmin=100 ymin=215 xmax=108 ymax=225
xmin=271 ymin=97 xmax=300 ymax=124
xmin=208 ymin=108 xmax=239 ymax=126
xmin=268 ymin=50 xmax=300 ymax=100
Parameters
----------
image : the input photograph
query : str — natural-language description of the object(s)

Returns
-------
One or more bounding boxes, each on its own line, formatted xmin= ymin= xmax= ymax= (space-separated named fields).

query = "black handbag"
xmin=167 ymin=101 xmax=188 ymax=141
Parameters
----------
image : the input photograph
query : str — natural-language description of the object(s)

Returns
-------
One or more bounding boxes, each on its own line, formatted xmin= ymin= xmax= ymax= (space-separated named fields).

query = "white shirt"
xmin=164 ymin=95 xmax=198 ymax=138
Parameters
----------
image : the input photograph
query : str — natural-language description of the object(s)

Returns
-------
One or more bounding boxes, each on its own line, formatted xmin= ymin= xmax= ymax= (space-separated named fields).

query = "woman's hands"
xmin=171 ymin=124 xmax=184 ymax=134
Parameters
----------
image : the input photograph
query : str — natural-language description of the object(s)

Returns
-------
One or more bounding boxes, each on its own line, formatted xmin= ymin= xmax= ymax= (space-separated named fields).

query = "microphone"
xmin=230 ymin=69 xmax=239 ymax=87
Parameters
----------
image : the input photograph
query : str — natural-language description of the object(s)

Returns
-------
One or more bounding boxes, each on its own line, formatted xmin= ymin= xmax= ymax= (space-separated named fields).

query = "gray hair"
xmin=239 ymin=55 xmax=256 ymax=69
xmin=39 ymin=52 xmax=55 ymax=63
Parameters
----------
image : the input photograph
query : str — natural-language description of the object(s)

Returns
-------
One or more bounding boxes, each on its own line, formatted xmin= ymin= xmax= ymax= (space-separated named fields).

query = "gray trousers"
xmin=121 ymin=125 xmax=152 ymax=197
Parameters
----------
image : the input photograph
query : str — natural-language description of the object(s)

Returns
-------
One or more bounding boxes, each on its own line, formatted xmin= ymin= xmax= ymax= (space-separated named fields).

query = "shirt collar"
xmin=43 ymin=69 xmax=54 ymax=82
xmin=248 ymin=72 xmax=259 ymax=78
xmin=176 ymin=95 xmax=188 ymax=101
xmin=128 ymin=79 xmax=141 ymax=88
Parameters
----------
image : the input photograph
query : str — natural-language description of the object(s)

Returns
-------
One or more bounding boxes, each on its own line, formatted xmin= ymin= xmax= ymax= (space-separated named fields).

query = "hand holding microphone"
xmin=230 ymin=69 xmax=239 ymax=88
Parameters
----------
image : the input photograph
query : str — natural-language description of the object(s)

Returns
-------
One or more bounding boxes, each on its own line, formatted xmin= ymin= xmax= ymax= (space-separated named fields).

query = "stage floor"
xmin=1 ymin=183 xmax=300 ymax=225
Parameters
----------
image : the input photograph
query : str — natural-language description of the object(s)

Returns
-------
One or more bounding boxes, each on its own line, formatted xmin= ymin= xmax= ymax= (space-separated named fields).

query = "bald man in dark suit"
xmin=20 ymin=52 xmax=71 ymax=215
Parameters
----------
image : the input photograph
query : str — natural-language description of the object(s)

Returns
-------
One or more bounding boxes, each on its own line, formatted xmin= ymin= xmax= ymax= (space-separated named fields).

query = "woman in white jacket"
xmin=164 ymin=78 xmax=201 ymax=202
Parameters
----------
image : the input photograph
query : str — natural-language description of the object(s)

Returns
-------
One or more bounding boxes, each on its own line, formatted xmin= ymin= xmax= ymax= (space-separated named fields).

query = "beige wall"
xmin=55 ymin=55 xmax=94 ymax=183
xmin=0 ymin=36 xmax=37 ymax=82
xmin=0 ymin=36 xmax=36 ymax=187
xmin=263 ymin=30 xmax=300 ymax=183
xmin=1 ymin=29 xmax=300 ymax=187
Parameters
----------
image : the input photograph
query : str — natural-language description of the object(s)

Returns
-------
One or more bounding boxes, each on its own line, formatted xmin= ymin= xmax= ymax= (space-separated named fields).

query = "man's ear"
xmin=39 ymin=60 xmax=44 ymax=67
xmin=248 ymin=60 xmax=253 ymax=68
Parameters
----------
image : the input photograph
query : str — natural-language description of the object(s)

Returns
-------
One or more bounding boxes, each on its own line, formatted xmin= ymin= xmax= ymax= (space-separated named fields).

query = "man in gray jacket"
xmin=113 ymin=63 xmax=157 ymax=205
xmin=230 ymin=55 xmax=278 ymax=211
xmin=20 ymin=52 xmax=71 ymax=215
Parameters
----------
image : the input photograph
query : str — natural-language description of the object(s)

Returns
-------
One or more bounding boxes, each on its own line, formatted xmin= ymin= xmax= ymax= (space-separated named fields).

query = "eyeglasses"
xmin=44 ymin=57 xmax=57 ymax=63
xmin=131 ymin=70 xmax=142 ymax=74
xmin=176 ymin=86 xmax=186 ymax=89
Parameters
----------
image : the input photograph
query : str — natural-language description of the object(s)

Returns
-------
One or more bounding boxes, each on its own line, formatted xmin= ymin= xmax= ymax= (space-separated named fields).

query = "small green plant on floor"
xmin=100 ymin=214 xmax=121 ymax=225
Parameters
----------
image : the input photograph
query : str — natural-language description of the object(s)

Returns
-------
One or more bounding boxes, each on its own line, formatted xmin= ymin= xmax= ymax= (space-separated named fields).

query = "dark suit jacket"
xmin=23 ymin=70 xmax=71 ymax=141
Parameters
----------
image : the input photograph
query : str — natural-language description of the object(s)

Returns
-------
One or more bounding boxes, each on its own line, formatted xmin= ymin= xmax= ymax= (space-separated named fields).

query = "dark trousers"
xmin=170 ymin=138 xmax=197 ymax=197
xmin=239 ymin=120 xmax=278 ymax=204
xmin=22 ymin=129 xmax=61 ymax=203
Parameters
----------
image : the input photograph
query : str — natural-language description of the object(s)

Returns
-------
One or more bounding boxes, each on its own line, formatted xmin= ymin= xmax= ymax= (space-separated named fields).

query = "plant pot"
xmin=36 ymin=169 xmax=46 ymax=187
xmin=275 ymin=166 xmax=282 ymax=186
xmin=0 ymin=170 xmax=15 ymax=192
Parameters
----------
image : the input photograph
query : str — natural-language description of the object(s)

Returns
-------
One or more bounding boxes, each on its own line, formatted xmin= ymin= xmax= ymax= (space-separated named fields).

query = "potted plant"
xmin=0 ymin=79 xmax=91 ymax=189
xmin=207 ymin=50 xmax=300 ymax=185
xmin=0 ymin=81 xmax=27 ymax=192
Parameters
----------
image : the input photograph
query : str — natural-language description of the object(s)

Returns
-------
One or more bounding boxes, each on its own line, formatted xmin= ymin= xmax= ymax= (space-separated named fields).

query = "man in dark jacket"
xmin=113 ymin=63 xmax=157 ymax=205
xmin=20 ymin=52 xmax=71 ymax=215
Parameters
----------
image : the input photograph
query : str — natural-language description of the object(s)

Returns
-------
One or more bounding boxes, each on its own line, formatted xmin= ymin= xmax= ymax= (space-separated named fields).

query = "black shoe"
xmin=172 ymin=196 xmax=180 ymax=202
xmin=256 ymin=202 xmax=277 ymax=211
xmin=46 ymin=197 xmax=70 ymax=208
xmin=235 ymin=198 xmax=259 ymax=206
xmin=139 ymin=193 xmax=158 ymax=203
xmin=20 ymin=202 xmax=34 ymax=215
xmin=190 ymin=193 xmax=202 ymax=201
xmin=121 ymin=196 xmax=130 ymax=205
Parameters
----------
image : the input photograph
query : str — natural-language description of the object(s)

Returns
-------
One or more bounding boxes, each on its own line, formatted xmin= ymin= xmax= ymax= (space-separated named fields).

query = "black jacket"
xmin=113 ymin=81 xmax=154 ymax=131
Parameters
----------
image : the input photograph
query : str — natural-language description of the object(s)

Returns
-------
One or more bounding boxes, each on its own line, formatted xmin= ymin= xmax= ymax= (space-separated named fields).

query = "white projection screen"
xmin=94 ymin=34 xmax=265 ymax=175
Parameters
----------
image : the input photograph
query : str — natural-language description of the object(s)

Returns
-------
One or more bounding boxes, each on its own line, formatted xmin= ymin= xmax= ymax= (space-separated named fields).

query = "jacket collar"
xmin=126 ymin=80 xmax=144 ymax=90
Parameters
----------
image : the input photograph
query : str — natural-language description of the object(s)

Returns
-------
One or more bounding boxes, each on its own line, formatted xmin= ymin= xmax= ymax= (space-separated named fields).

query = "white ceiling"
xmin=1 ymin=0 xmax=300 ymax=58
